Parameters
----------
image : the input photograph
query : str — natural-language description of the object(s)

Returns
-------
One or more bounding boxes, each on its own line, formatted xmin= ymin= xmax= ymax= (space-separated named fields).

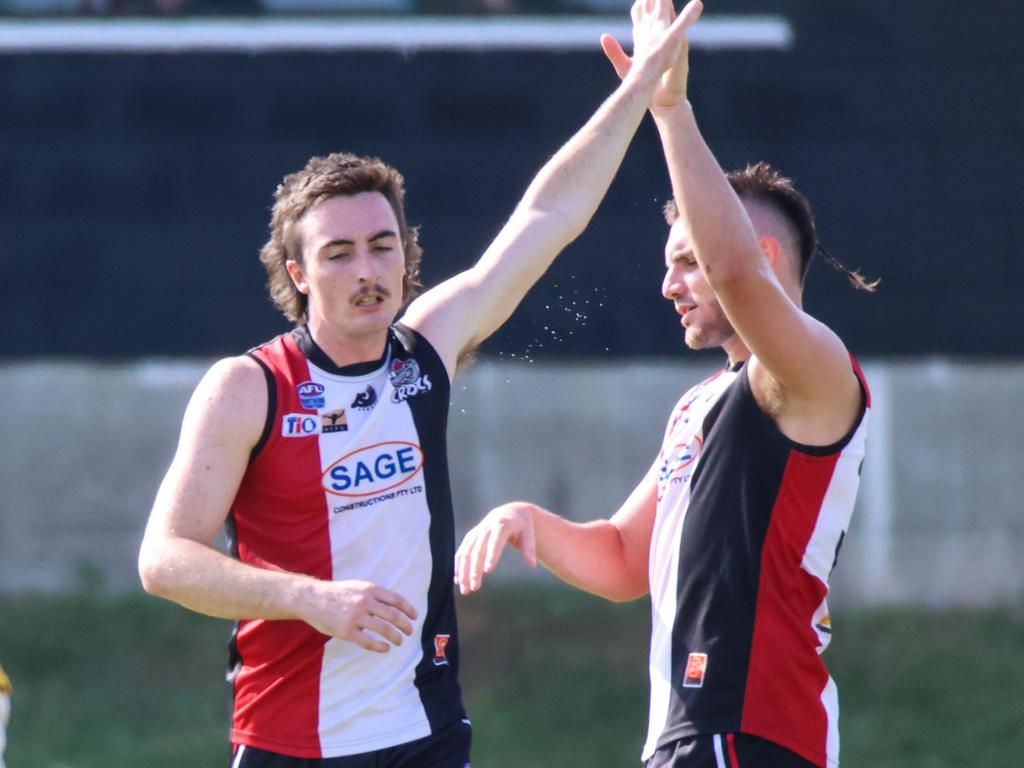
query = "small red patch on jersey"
xmin=433 ymin=634 xmax=451 ymax=666
xmin=683 ymin=652 xmax=708 ymax=688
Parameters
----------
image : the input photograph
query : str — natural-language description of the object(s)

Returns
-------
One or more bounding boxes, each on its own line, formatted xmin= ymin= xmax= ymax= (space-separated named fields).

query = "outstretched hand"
xmin=602 ymin=0 xmax=703 ymax=110
xmin=455 ymin=502 xmax=538 ymax=595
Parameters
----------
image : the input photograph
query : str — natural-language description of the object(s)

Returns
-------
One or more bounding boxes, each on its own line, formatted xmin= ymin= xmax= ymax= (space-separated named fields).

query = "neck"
xmin=307 ymin=315 xmax=389 ymax=368
xmin=722 ymin=334 xmax=751 ymax=370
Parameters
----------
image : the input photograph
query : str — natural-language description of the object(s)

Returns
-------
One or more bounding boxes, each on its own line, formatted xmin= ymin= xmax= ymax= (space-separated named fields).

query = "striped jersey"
xmin=643 ymin=360 xmax=869 ymax=768
xmin=226 ymin=323 xmax=464 ymax=758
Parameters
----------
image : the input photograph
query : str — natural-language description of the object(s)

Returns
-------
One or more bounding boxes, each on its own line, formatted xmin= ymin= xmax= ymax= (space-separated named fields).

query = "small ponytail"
xmin=816 ymin=244 xmax=880 ymax=293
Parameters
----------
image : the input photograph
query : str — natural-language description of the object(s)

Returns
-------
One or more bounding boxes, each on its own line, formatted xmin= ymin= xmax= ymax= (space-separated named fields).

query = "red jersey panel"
xmin=226 ymin=324 xmax=464 ymax=758
xmin=645 ymin=360 xmax=869 ymax=768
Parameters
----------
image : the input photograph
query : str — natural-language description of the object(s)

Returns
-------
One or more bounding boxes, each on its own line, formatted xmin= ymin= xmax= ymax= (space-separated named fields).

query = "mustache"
xmin=350 ymin=284 xmax=392 ymax=301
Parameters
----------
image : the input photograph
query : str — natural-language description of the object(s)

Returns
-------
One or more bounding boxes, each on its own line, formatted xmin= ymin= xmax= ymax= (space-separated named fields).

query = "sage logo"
xmin=322 ymin=441 xmax=424 ymax=497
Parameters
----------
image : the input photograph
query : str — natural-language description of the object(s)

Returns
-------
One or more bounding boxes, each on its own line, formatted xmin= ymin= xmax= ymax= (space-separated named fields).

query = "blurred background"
xmin=0 ymin=1 xmax=1021 ymax=766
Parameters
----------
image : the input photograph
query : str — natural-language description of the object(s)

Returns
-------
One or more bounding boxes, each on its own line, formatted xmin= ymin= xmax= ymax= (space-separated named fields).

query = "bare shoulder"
xmin=747 ymin=322 xmax=863 ymax=446
xmin=398 ymin=276 xmax=472 ymax=381
xmin=182 ymin=355 xmax=268 ymax=451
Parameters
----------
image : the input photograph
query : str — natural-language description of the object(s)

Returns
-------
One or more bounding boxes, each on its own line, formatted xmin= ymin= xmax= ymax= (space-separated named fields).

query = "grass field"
xmin=1 ymin=585 xmax=1022 ymax=767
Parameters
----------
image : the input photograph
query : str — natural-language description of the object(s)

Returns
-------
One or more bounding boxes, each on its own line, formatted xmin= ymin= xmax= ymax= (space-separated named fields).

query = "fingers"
xmin=628 ymin=0 xmax=700 ymax=74
xmin=455 ymin=534 xmax=470 ymax=593
xmin=311 ymin=581 xmax=419 ymax=653
xmin=483 ymin=524 xmax=512 ymax=574
xmin=600 ymin=34 xmax=632 ymax=80
xmin=455 ymin=523 xmax=489 ymax=594
xmin=347 ymin=629 xmax=390 ymax=654
xmin=465 ymin=523 xmax=494 ymax=593
xmin=673 ymin=0 xmax=703 ymax=32
xmin=521 ymin=518 xmax=538 ymax=569
xmin=370 ymin=594 xmax=416 ymax=637
xmin=373 ymin=585 xmax=418 ymax=625
xmin=362 ymin=614 xmax=405 ymax=648
xmin=455 ymin=506 xmax=530 ymax=595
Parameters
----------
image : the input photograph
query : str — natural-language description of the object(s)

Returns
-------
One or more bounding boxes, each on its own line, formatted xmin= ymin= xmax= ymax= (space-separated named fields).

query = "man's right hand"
xmin=601 ymin=0 xmax=703 ymax=110
xmin=455 ymin=502 xmax=539 ymax=596
xmin=300 ymin=580 xmax=418 ymax=653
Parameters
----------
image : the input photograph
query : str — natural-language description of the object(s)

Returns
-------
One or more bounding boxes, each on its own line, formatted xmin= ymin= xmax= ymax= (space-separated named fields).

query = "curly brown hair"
xmin=259 ymin=152 xmax=424 ymax=323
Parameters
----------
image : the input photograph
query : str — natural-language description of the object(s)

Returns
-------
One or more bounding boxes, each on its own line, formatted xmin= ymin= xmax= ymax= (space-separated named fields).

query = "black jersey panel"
xmin=663 ymin=369 xmax=792 ymax=743
xmin=394 ymin=324 xmax=467 ymax=731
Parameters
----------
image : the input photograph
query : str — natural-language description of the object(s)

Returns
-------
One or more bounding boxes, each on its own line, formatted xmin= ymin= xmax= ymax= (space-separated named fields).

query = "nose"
xmin=662 ymin=266 xmax=683 ymax=301
xmin=353 ymin=247 xmax=379 ymax=283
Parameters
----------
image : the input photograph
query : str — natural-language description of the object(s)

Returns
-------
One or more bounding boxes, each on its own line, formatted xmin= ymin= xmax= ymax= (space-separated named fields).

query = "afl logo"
xmin=297 ymin=380 xmax=326 ymax=409
xmin=322 ymin=441 xmax=424 ymax=497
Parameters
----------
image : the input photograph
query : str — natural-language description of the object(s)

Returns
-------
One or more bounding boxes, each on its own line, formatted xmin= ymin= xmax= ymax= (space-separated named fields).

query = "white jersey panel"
xmin=643 ymin=370 xmax=738 ymax=761
xmin=301 ymin=360 xmax=434 ymax=756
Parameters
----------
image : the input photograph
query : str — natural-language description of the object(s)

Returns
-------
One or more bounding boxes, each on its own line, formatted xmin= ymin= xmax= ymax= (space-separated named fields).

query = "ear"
xmin=758 ymin=235 xmax=783 ymax=269
xmin=285 ymin=259 xmax=309 ymax=295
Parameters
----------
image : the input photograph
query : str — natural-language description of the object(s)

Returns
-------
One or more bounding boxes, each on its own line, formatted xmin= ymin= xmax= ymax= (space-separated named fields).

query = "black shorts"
xmin=646 ymin=733 xmax=819 ymax=768
xmin=231 ymin=718 xmax=472 ymax=768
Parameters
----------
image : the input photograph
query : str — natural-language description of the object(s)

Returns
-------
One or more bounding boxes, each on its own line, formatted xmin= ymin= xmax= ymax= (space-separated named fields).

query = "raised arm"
xmin=455 ymin=460 xmax=658 ymax=603
xmin=606 ymin=1 xmax=860 ymax=439
xmin=138 ymin=357 xmax=417 ymax=653
xmin=402 ymin=0 xmax=704 ymax=377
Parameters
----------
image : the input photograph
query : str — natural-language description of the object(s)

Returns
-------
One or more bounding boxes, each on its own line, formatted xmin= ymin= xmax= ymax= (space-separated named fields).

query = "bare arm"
xmin=455 ymin=461 xmax=658 ymax=603
xmin=402 ymin=0 xmax=705 ymax=377
xmin=138 ymin=356 xmax=417 ymax=653
xmin=653 ymin=103 xmax=858 ymax=420
xmin=653 ymin=91 xmax=859 ymax=436
xmin=605 ymin=1 xmax=859 ymax=439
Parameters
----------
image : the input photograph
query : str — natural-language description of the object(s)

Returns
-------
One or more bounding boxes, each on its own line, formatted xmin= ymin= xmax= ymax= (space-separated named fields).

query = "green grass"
xmin=1 ymin=586 xmax=1021 ymax=767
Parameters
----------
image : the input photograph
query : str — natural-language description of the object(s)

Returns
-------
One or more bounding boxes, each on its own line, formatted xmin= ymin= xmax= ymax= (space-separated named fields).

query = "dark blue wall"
xmin=2 ymin=1 xmax=1021 ymax=359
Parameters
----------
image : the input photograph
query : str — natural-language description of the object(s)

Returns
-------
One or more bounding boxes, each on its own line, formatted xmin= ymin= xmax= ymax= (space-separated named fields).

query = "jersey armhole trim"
xmin=246 ymin=352 xmax=276 ymax=463
xmin=394 ymin=322 xmax=453 ymax=397
xmin=738 ymin=363 xmax=867 ymax=457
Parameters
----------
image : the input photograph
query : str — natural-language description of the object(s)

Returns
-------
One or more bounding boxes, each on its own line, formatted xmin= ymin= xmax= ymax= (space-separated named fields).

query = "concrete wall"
xmin=1 ymin=358 xmax=1021 ymax=608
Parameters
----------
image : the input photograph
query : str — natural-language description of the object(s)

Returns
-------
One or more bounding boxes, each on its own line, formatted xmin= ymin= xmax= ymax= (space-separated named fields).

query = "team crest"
xmin=389 ymin=358 xmax=432 ymax=403
xmin=432 ymin=634 xmax=451 ymax=666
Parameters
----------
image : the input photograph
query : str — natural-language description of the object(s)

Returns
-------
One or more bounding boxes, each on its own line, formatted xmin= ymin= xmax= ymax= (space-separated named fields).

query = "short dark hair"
xmin=663 ymin=161 xmax=877 ymax=291
xmin=259 ymin=152 xmax=424 ymax=323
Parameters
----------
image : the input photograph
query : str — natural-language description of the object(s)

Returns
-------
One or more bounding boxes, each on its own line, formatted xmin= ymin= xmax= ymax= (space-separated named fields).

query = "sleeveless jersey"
xmin=643 ymin=360 xmax=870 ymax=768
xmin=226 ymin=323 xmax=464 ymax=759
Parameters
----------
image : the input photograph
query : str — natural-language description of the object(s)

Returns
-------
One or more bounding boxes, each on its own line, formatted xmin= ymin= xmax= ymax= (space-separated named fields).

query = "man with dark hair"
xmin=137 ymin=2 xmax=703 ymax=766
xmin=456 ymin=3 xmax=874 ymax=767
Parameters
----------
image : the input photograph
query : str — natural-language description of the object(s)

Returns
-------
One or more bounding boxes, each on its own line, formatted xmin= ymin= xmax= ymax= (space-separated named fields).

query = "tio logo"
xmin=282 ymin=413 xmax=321 ymax=437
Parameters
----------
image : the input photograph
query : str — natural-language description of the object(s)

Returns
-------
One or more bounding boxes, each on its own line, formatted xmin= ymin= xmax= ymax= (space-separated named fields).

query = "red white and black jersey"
xmin=226 ymin=323 xmax=464 ymax=759
xmin=643 ymin=360 xmax=870 ymax=768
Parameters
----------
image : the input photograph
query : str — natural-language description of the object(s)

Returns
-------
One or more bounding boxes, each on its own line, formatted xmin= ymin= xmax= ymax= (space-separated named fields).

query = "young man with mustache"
xmin=138 ymin=2 xmax=703 ymax=765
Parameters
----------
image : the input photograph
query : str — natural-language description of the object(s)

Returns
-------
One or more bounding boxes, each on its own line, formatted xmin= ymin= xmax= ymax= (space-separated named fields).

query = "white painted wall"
xmin=1 ymin=358 xmax=1021 ymax=607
